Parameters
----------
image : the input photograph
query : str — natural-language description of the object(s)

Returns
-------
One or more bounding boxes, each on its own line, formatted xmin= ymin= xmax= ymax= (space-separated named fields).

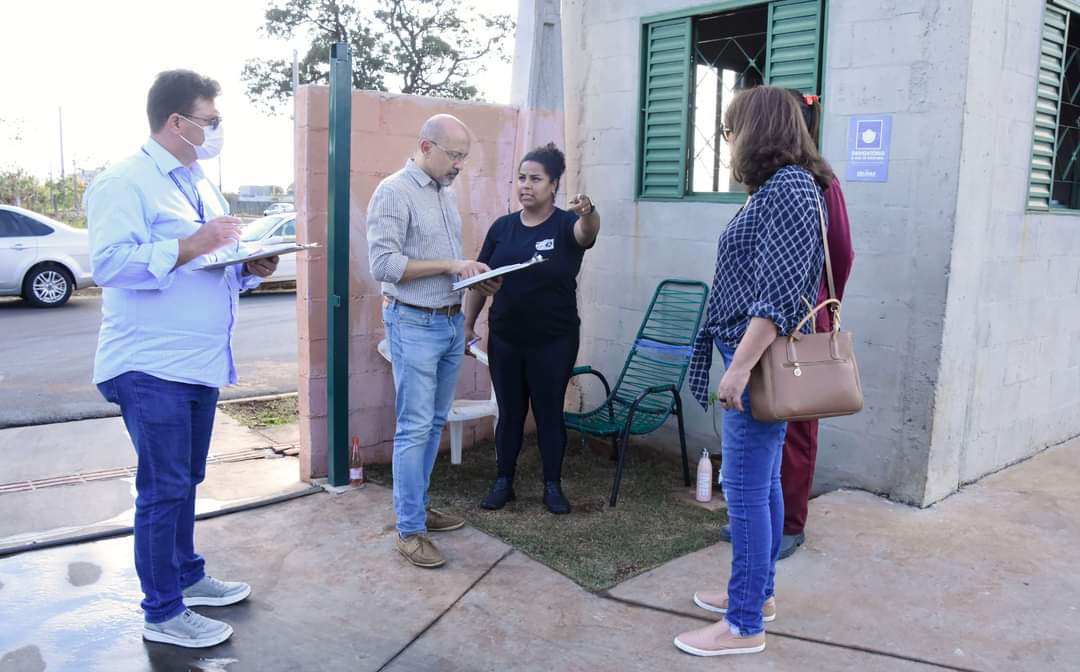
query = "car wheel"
xmin=23 ymin=264 xmax=74 ymax=307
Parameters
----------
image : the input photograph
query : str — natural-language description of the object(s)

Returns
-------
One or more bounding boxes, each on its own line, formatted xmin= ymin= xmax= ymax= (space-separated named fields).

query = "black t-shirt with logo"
xmin=477 ymin=207 xmax=591 ymax=344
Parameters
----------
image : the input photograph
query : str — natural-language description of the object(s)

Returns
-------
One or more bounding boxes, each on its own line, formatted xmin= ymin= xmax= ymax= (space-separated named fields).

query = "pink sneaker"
xmin=692 ymin=591 xmax=776 ymax=622
xmin=674 ymin=621 xmax=765 ymax=657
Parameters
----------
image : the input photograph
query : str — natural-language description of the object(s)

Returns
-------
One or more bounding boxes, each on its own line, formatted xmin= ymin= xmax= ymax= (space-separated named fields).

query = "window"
xmin=0 ymin=212 xmax=18 ymax=238
xmin=1029 ymin=0 xmax=1080 ymax=211
xmin=638 ymin=0 xmax=825 ymax=201
xmin=23 ymin=217 xmax=53 ymax=236
xmin=691 ymin=6 xmax=767 ymax=195
xmin=280 ymin=220 xmax=297 ymax=239
xmin=0 ymin=211 xmax=53 ymax=237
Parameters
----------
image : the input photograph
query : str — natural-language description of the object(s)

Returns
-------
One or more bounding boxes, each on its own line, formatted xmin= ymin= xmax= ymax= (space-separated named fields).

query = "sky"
xmin=0 ymin=0 xmax=517 ymax=192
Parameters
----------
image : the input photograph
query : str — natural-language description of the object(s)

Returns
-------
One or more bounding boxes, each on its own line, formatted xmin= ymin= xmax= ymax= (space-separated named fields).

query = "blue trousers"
xmin=383 ymin=302 xmax=465 ymax=536
xmin=717 ymin=342 xmax=788 ymax=636
xmin=98 ymin=371 xmax=217 ymax=623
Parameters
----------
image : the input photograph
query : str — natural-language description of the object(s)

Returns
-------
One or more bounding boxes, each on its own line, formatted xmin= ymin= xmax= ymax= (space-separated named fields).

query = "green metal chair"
xmin=565 ymin=279 xmax=709 ymax=506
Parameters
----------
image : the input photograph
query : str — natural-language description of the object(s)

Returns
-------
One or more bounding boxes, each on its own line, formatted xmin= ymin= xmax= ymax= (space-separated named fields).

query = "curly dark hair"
xmin=147 ymin=70 xmax=220 ymax=133
xmin=520 ymin=142 xmax=567 ymax=194
xmin=724 ymin=86 xmax=834 ymax=192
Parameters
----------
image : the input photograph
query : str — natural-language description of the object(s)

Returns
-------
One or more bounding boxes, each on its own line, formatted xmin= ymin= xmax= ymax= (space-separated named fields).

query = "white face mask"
xmin=179 ymin=115 xmax=225 ymax=160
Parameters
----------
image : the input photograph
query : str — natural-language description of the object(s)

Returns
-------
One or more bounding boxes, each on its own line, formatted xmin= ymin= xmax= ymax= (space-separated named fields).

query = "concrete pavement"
xmin=1 ymin=435 xmax=1076 ymax=671
xmin=0 ymin=413 xmax=306 ymax=551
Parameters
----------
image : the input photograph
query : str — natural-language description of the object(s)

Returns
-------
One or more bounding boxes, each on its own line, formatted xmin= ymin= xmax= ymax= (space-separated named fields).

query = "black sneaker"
xmin=778 ymin=532 xmax=805 ymax=560
xmin=480 ymin=477 xmax=516 ymax=510
xmin=718 ymin=525 xmax=804 ymax=559
xmin=543 ymin=481 xmax=571 ymax=514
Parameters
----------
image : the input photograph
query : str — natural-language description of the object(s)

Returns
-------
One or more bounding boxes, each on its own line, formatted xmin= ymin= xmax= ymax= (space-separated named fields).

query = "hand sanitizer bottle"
xmin=696 ymin=448 xmax=713 ymax=503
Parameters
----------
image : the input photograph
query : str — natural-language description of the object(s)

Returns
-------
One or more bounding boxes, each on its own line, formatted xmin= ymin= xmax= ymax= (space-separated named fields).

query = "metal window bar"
xmin=691 ymin=28 xmax=765 ymax=193
xmin=1053 ymin=38 xmax=1080 ymax=209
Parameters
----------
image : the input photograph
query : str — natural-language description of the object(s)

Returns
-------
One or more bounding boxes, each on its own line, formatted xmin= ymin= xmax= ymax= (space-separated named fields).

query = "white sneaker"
xmin=183 ymin=575 xmax=252 ymax=607
xmin=143 ymin=609 xmax=233 ymax=648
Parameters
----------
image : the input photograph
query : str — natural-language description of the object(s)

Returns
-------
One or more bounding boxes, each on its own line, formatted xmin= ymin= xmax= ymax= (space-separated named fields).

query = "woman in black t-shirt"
xmin=463 ymin=143 xmax=600 ymax=514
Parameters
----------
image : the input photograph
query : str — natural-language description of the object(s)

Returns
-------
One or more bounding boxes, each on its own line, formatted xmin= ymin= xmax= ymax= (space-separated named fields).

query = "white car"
xmin=240 ymin=213 xmax=297 ymax=290
xmin=0 ymin=205 xmax=94 ymax=307
xmin=263 ymin=202 xmax=294 ymax=216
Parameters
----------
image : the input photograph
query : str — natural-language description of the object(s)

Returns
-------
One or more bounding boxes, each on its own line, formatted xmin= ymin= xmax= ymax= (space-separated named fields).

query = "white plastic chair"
xmin=376 ymin=339 xmax=498 ymax=465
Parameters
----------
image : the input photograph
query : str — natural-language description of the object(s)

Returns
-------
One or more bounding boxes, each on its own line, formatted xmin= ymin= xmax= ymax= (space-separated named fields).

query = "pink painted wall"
xmin=294 ymin=87 xmax=538 ymax=480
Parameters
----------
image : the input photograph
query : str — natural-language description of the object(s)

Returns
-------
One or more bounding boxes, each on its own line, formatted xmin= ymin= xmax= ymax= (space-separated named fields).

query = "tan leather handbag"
xmin=748 ymin=194 xmax=863 ymax=422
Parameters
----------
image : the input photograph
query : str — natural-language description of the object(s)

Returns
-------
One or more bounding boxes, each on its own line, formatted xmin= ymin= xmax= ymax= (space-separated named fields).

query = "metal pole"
xmin=292 ymin=49 xmax=300 ymax=94
xmin=326 ymin=42 xmax=352 ymax=487
xmin=58 ymin=107 xmax=65 ymax=180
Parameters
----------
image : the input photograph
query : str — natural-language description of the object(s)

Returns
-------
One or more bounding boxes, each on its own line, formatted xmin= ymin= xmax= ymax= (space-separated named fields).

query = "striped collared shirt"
xmin=366 ymin=159 xmax=464 ymax=308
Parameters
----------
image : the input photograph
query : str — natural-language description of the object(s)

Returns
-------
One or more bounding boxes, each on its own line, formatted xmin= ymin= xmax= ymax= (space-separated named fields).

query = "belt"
xmin=383 ymin=297 xmax=462 ymax=316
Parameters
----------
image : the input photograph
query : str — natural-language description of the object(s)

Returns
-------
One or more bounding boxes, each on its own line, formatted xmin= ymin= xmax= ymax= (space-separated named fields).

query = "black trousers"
xmin=488 ymin=329 xmax=579 ymax=483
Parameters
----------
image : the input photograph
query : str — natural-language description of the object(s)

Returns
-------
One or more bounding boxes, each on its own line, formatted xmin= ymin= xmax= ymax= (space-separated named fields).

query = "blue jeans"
xmin=97 ymin=371 xmax=218 ymax=624
xmin=717 ymin=342 xmax=787 ymax=636
xmin=383 ymin=302 xmax=465 ymax=536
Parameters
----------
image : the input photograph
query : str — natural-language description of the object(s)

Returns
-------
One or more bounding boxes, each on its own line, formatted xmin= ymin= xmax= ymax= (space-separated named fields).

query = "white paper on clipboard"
xmin=452 ymin=254 xmax=548 ymax=291
xmin=197 ymin=242 xmax=321 ymax=271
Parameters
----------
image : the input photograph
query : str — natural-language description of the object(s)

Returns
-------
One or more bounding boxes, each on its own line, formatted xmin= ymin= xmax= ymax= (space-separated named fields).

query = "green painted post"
xmin=326 ymin=42 xmax=352 ymax=487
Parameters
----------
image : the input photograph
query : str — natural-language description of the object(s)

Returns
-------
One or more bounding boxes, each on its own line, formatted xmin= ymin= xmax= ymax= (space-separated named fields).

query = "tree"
xmin=243 ymin=0 xmax=514 ymax=113
xmin=0 ymin=169 xmax=46 ymax=210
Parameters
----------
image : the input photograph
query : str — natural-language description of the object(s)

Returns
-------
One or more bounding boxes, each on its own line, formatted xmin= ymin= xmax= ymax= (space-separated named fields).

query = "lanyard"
xmin=169 ymin=171 xmax=205 ymax=224
xmin=142 ymin=148 xmax=205 ymax=223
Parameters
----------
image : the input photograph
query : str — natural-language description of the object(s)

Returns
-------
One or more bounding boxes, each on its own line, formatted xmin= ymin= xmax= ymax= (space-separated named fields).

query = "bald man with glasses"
xmin=367 ymin=114 xmax=501 ymax=569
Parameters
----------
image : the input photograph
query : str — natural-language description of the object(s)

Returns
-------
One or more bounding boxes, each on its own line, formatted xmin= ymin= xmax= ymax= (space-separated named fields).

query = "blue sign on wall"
xmin=846 ymin=115 xmax=892 ymax=182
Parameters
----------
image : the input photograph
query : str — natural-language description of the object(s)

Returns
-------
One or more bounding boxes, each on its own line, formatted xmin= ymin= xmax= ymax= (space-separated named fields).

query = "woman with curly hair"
xmin=463 ymin=143 xmax=600 ymax=515
xmin=674 ymin=85 xmax=834 ymax=657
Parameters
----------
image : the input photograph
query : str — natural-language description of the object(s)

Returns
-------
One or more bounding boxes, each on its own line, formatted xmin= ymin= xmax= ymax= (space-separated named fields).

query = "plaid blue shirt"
xmin=688 ymin=165 xmax=826 ymax=408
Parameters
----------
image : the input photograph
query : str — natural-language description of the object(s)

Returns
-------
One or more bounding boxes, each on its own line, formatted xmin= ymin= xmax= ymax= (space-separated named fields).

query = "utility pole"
xmin=292 ymin=49 xmax=299 ymax=95
xmin=58 ymin=106 xmax=65 ymax=180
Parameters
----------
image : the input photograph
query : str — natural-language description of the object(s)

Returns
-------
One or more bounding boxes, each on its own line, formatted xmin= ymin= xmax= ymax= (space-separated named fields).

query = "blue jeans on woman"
xmin=97 ymin=371 xmax=218 ymax=624
xmin=383 ymin=302 xmax=465 ymax=537
xmin=717 ymin=341 xmax=788 ymax=636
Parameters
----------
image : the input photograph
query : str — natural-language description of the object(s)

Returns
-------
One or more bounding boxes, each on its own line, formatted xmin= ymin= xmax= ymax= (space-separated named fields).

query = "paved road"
xmin=0 ymin=291 xmax=298 ymax=428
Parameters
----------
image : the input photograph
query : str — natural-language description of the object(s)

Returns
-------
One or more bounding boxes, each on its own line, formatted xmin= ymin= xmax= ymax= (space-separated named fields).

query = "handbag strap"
xmin=815 ymin=191 xmax=838 ymax=303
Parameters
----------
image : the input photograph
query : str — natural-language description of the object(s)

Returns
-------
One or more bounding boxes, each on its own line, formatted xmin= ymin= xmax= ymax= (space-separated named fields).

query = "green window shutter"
xmin=1029 ymin=3 xmax=1069 ymax=211
xmin=765 ymin=0 xmax=822 ymax=93
xmin=640 ymin=17 xmax=691 ymax=199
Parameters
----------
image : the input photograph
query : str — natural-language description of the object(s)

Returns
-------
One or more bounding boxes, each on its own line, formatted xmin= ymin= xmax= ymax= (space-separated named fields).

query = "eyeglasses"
xmin=180 ymin=113 xmax=222 ymax=130
xmin=427 ymin=140 xmax=468 ymax=163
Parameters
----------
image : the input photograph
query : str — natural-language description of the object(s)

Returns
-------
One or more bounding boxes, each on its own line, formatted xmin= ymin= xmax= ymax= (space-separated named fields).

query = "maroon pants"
xmin=781 ymin=419 xmax=818 ymax=535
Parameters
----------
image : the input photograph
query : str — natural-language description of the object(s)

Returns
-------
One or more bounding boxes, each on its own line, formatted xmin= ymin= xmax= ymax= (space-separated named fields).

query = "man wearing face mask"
xmin=84 ymin=70 xmax=277 ymax=648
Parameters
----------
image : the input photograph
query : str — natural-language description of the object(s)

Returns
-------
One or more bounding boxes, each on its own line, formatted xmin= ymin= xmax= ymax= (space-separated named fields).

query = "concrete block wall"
xmin=560 ymin=0 xmax=986 ymax=505
xmin=817 ymin=0 xmax=975 ymax=505
xmin=927 ymin=0 xmax=1080 ymax=501
xmin=294 ymin=87 xmax=522 ymax=480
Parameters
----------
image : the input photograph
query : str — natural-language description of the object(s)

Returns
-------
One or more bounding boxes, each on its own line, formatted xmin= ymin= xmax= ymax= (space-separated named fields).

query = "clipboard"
xmin=198 ymin=242 xmax=321 ymax=271
xmin=452 ymin=254 xmax=548 ymax=291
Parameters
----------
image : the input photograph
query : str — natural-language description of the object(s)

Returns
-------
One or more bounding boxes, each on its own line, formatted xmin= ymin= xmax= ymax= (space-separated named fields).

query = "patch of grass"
xmin=366 ymin=436 xmax=726 ymax=591
xmin=220 ymin=396 xmax=298 ymax=429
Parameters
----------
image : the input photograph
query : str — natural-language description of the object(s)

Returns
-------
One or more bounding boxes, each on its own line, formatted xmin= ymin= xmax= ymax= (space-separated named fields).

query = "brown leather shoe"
xmin=693 ymin=592 xmax=776 ymax=622
xmin=396 ymin=534 xmax=445 ymax=568
xmin=426 ymin=507 xmax=465 ymax=532
xmin=674 ymin=621 xmax=765 ymax=657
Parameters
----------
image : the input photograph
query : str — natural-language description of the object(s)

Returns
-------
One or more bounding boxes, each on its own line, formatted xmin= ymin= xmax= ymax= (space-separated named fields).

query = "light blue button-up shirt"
xmin=85 ymin=139 xmax=261 ymax=388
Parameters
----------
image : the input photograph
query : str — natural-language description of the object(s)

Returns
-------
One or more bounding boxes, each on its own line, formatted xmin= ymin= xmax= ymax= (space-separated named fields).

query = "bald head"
xmin=416 ymin=114 xmax=472 ymax=187
xmin=419 ymin=114 xmax=470 ymax=146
